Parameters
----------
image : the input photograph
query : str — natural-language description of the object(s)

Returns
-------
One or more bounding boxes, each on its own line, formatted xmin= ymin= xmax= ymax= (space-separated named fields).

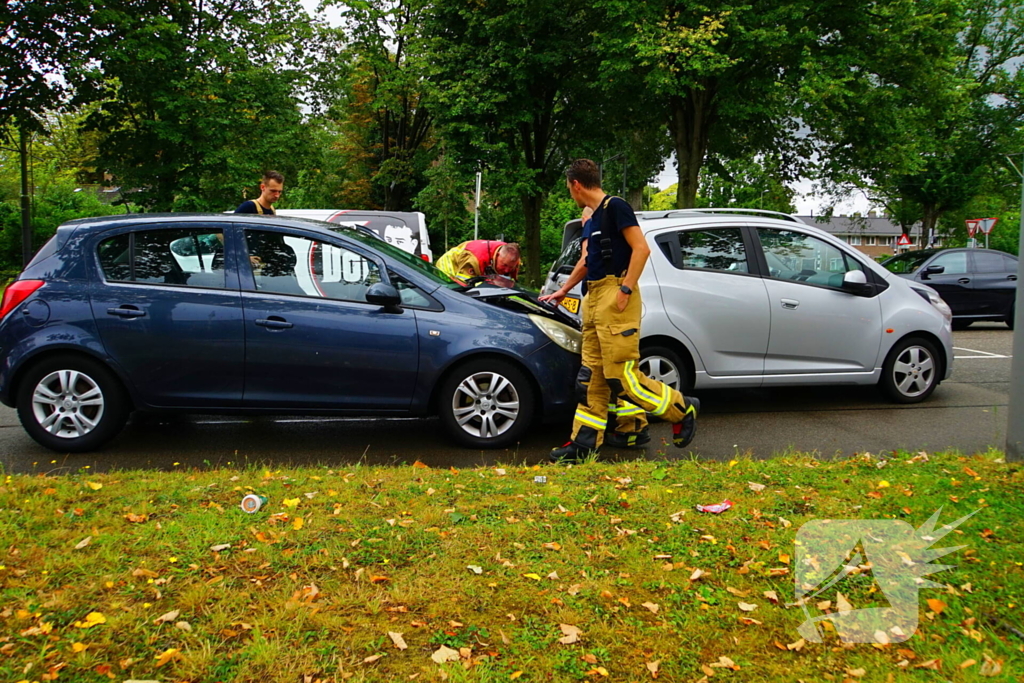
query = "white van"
xmin=275 ymin=210 xmax=434 ymax=262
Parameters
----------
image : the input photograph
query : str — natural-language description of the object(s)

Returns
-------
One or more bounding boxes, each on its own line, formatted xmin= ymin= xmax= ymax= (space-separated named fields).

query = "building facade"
xmin=797 ymin=213 xmax=939 ymax=259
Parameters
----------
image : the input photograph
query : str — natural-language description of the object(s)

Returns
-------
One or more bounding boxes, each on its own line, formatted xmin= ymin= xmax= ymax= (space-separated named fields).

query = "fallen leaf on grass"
xmin=74 ymin=536 xmax=92 ymax=550
xmin=523 ymin=573 xmax=542 ymax=581
xmin=690 ymin=568 xmax=706 ymax=581
xmin=174 ymin=621 xmax=191 ymax=632
xmin=709 ymin=656 xmax=739 ymax=670
xmin=282 ymin=498 xmax=300 ymax=508
xmin=85 ymin=481 xmax=103 ymax=490
xmin=542 ymin=542 xmax=561 ymax=551
xmin=786 ymin=638 xmax=805 ymax=651
xmin=836 ymin=593 xmax=853 ymax=613
xmin=431 ymin=645 xmax=461 ymax=663
xmin=914 ymin=659 xmax=941 ymax=670
xmin=363 ymin=653 xmax=385 ymax=664
xmin=154 ymin=648 xmax=181 ymax=667
xmin=980 ymin=654 xmax=1002 ymax=677
xmin=292 ymin=517 xmax=304 ymax=531
xmin=132 ymin=567 xmax=159 ymax=578
xmin=926 ymin=598 xmax=946 ymax=614
xmin=467 ymin=565 xmax=483 ymax=575
xmin=210 ymin=543 xmax=231 ymax=552
xmin=558 ymin=624 xmax=582 ymax=644
xmin=763 ymin=590 xmax=780 ymax=604
xmin=388 ymin=632 xmax=408 ymax=650
xmin=747 ymin=482 xmax=765 ymax=492
xmin=153 ymin=610 xmax=179 ymax=625
xmin=646 ymin=660 xmax=660 ymax=678
xmin=737 ymin=602 xmax=758 ymax=612
xmin=124 ymin=513 xmax=148 ymax=523
xmin=73 ymin=612 xmax=106 ymax=629
xmin=959 ymin=659 xmax=976 ymax=669
xmin=641 ymin=602 xmax=659 ymax=614
xmin=726 ymin=587 xmax=749 ymax=597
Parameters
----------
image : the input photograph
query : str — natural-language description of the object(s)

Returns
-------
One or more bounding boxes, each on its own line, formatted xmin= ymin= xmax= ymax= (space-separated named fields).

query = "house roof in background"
xmin=798 ymin=215 xmax=923 ymax=236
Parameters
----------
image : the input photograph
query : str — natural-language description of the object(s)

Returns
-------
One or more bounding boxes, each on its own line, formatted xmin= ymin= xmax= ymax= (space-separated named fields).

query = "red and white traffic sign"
xmin=897 ymin=233 xmax=912 ymax=246
xmin=965 ymin=219 xmax=979 ymax=237
xmin=978 ymin=217 xmax=998 ymax=235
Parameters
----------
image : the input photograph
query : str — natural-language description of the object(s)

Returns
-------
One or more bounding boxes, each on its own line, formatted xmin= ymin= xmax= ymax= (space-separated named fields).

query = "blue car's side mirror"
xmin=366 ymin=283 xmax=402 ymax=312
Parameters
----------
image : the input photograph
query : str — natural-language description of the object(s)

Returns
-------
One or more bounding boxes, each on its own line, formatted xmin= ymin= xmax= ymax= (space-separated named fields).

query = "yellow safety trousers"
xmin=570 ymin=276 xmax=688 ymax=449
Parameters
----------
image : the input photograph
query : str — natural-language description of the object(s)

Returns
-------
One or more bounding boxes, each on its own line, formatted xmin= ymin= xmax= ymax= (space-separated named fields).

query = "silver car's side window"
xmin=675 ymin=227 xmax=748 ymax=273
xmin=758 ymin=229 xmax=853 ymax=289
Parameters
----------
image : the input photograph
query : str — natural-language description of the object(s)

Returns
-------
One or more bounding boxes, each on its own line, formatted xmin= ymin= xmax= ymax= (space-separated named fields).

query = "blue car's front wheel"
xmin=439 ymin=358 xmax=535 ymax=449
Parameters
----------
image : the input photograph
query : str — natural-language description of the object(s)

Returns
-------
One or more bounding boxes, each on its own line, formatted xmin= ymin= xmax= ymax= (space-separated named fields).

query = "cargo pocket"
xmin=605 ymin=323 xmax=639 ymax=364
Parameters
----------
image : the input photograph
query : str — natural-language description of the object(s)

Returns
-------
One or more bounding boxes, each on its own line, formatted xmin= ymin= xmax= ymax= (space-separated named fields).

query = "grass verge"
xmin=1 ymin=449 xmax=1021 ymax=682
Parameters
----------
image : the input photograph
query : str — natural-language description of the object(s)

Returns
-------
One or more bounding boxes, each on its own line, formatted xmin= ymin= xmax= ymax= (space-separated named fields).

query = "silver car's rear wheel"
xmin=881 ymin=337 xmax=940 ymax=404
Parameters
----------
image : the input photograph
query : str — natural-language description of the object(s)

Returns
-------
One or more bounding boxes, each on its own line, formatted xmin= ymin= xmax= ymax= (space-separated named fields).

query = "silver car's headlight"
xmin=912 ymin=286 xmax=952 ymax=322
xmin=529 ymin=314 xmax=582 ymax=354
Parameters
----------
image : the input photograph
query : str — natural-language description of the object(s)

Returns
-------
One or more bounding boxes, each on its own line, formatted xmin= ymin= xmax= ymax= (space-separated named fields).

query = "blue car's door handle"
xmin=107 ymin=306 xmax=146 ymax=318
xmin=255 ymin=317 xmax=293 ymax=330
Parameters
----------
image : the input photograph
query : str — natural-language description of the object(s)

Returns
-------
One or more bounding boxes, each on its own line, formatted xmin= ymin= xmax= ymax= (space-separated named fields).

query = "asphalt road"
xmin=0 ymin=324 xmax=1014 ymax=474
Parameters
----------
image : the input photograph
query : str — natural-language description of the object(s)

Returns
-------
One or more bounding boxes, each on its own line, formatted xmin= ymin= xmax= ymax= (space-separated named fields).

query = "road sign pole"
xmin=1007 ymin=168 xmax=1024 ymax=461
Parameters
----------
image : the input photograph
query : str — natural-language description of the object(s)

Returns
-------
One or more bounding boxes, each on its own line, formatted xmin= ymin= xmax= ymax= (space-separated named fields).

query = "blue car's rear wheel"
xmin=439 ymin=358 xmax=534 ymax=449
xmin=17 ymin=354 xmax=129 ymax=453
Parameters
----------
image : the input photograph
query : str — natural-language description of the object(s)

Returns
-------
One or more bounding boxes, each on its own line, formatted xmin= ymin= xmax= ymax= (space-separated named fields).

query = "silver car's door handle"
xmin=781 ymin=299 xmax=799 ymax=310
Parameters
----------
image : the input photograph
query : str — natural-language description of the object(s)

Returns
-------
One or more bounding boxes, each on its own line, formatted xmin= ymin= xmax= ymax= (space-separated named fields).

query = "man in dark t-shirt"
xmin=235 ymin=170 xmax=284 ymax=215
xmin=539 ymin=159 xmax=700 ymax=462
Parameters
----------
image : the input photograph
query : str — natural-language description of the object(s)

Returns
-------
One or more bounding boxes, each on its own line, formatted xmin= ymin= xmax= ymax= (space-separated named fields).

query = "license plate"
xmin=560 ymin=296 xmax=580 ymax=314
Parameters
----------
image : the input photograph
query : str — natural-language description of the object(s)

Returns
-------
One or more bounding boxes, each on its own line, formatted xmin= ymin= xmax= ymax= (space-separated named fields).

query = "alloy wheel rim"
xmin=892 ymin=346 xmax=935 ymax=398
xmin=639 ymin=355 xmax=680 ymax=390
xmin=452 ymin=371 xmax=520 ymax=439
xmin=31 ymin=370 xmax=106 ymax=439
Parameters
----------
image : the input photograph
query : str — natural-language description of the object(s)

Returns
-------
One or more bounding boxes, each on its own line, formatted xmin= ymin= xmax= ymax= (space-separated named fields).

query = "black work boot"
xmin=549 ymin=441 xmax=596 ymax=464
xmin=604 ymin=427 xmax=651 ymax=449
xmin=671 ymin=397 xmax=701 ymax=448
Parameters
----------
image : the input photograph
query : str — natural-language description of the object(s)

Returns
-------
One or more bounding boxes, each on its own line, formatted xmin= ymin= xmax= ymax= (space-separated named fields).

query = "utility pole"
xmin=20 ymin=125 xmax=32 ymax=266
xmin=473 ymin=171 xmax=481 ymax=241
xmin=1006 ymin=153 xmax=1024 ymax=461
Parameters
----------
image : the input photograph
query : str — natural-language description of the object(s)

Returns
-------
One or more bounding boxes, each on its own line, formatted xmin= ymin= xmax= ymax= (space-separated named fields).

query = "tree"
xmin=82 ymin=0 xmax=318 ymax=211
xmin=327 ymin=0 xmax=435 ymax=211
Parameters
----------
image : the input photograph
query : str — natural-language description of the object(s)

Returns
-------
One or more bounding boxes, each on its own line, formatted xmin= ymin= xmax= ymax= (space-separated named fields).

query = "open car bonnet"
xmin=462 ymin=284 xmax=581 ymax=329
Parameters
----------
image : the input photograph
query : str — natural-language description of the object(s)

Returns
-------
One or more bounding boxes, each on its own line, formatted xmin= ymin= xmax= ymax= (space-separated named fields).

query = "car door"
xmin=970 ymin=251 xmax=1017 ymax=316
xmin=754 ymin=227 xmax=882 ymax=375
xmin=651 ymin=225 xmax=770 ymax=377
xmin=239 ymin=227 xmax=419 ymax=409
xmin=89 ymin=224 xmax=245 ymax=407
xmin=916 ymin=250 xmax=975 ymax=315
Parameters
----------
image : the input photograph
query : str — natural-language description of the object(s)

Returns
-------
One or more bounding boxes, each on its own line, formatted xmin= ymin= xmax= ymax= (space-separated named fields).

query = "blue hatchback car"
xmin=0 ymin=214 xmax=581 ymax=452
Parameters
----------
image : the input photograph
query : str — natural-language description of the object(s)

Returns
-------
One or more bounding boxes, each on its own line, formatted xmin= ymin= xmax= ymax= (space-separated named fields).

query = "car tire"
xmin=438 ymin=358 xmax=535 ymax=449
xmin=639 ymin=346 xmax=692 ymax=394
xmin=1006 ymin=304 xmax=1014 ymax=331
xmin=880 ymin=337 xmax=941 ymax=404
xmin=16 ymin=354 xmax=129 ymax=452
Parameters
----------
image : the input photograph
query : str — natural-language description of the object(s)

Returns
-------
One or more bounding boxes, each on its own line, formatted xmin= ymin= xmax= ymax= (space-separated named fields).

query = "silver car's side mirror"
xmin=842 ymin=269 xmax=871 ymax=295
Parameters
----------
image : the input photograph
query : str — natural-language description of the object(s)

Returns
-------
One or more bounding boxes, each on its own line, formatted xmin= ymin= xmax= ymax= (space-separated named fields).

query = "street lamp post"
xmin=1006 ymin=155 xmax=1024 ymax=461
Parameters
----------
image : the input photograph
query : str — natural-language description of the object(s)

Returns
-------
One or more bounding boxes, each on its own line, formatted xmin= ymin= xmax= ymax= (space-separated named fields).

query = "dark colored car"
xmin=882 ymin=248 xmax=1018 ymax=329
xmin=0 ymin=214 xmax=581 ymax=453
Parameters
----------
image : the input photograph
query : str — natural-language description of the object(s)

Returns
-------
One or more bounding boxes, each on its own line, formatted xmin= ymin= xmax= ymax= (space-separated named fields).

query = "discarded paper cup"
xmin=240 ymin=494 xmax=268 ymax=513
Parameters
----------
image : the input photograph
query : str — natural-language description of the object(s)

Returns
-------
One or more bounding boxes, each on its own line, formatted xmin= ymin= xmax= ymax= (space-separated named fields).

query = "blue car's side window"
xmin=97 ymin=229 xmax=227 ymax=288
xmin=244 ymin=230 xmax=382 ymax=303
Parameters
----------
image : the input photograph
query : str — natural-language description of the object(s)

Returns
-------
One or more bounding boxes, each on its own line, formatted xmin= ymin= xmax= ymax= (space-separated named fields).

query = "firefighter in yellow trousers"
xmin=539 ymin=159 xmax=699 ymax=461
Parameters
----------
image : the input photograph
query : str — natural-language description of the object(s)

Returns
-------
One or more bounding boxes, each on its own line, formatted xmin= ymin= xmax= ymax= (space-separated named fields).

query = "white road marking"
xmin=953 ymin=346 xmax=1012 ymax=359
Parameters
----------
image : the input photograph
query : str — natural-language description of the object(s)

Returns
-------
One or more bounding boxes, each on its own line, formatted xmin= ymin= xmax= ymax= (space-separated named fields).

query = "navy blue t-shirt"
xmin=235 ymin=200 xmax=275 ymax=215
xmin=584 ymin=196 xmax=638 ymax=280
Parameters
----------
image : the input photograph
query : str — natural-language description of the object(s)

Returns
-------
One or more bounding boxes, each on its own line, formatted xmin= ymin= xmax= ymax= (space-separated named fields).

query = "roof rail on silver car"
xmin=638 ymin=208 xmax=805 ymax=224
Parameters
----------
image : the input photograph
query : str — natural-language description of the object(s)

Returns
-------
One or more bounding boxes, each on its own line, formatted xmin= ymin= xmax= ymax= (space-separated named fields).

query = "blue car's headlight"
xmin=528 ymin=314 xmax=582 ymax=354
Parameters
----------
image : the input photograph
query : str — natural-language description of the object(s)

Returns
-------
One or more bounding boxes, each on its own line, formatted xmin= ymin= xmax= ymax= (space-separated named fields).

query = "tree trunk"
xmin=520 ymin=192 xmax=544 ymax=288
xmin=668 ymin=84 xmax=716 ymax=209
xmin=921 ymin=203 xmax=941 ymax=248
xmin=627 ymin=187 xmax=643 ymax=211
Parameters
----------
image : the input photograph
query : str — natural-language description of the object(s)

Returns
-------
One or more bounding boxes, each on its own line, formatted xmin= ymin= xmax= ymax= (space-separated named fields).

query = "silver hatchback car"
xmin=541 ymin=209 xmax=954 ymax=403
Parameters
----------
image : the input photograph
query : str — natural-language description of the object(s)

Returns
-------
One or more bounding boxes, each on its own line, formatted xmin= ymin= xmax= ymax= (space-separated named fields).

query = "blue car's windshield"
xmin=331 ymin=226 xmax=461 ymax=288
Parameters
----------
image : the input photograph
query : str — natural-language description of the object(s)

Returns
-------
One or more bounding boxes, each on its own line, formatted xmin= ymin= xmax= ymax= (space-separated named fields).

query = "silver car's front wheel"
xmin=439 ymin=359 xmax=535 ymax=448
xmin=881 ymin=337 xmax=940 ymax=404
xmin=32 ymin=369 xmax=106 ymax=439
xmin=638 ymin=345 xmax=691 ymax=393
